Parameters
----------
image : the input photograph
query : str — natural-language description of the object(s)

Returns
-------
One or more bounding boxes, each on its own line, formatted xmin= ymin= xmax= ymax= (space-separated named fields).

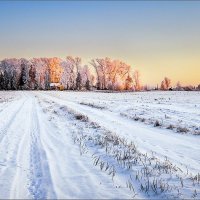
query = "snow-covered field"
xmin=0 ymin=91 xmax=199 ymax=199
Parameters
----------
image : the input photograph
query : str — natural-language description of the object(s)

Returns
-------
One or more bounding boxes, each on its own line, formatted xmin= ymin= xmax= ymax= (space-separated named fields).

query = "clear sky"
xmin=0 ymin=1 xmax=200 ymax=86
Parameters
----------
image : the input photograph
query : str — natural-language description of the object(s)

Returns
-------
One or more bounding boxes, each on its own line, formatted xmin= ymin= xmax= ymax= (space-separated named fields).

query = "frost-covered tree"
xmin=125 ymin=74 xmax=133 ymax=90
xmin=19 ymin=64 xmax=27 ymax=89
xmin=31 ymin=58 xmax=50 ymax=90
xmin=28 ymin=65 xmax=37 ymax=89
xmin=76 ymin=72 xmax=82 ymax=90
xmin=160 ymin=77 xmax=171 ymax=90
xmin=0 ymin=58 xmax=22 ymax=89
xmin=133 ymin=70 xmax=141 ymax=91
xmin=19 ymin=58 xmax=31 ymax=90
xmin=90 ymin=59 xmax=101 ymax=89
xmin=4 ymin=70 xmax=10 ymax=89
xmin=49 ymin=57 xmax=62 ymax=84
xmin=80 ymin=65 xmax=93 ymax=90
xmin=60 ymin=57 xmax=76 ymax=90
xmin=65 ymin=56 xmax=82 ymax=89
xmin=11 ymin=70 xmax=18 ymax=90
xmin=0 ymin=56 xmax=139 ymax=91
xmin=0 ymin=71 xmax=4 ymax=89
xmin=90 ymin=58 xmax=131 ymax=90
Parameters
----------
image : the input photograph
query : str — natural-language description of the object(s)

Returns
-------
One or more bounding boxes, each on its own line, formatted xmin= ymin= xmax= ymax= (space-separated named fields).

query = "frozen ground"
xmin=0 ymin=91 xmax=199 ymax=199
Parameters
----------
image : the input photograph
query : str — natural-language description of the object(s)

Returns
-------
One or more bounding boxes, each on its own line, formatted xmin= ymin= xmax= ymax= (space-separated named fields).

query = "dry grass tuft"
xmin=75 ymin=113 xmax=89 ymax=122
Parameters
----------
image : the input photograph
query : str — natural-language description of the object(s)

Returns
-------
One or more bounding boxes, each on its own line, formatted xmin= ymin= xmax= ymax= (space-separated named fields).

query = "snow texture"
xmin=0 ymin=91 xmax=199 ymax=199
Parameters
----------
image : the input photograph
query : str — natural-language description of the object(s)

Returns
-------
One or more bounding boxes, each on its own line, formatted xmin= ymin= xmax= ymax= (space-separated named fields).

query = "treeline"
xmin=157 ymin=77 xmax=200 ymax=91
xmin=1 ymin=57 xmax=199 ymax=91
xmin=0 ymin=57 xmax=141 ymax=91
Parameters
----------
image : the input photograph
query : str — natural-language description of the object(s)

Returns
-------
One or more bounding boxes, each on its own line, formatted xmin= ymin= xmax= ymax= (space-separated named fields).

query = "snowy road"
xmin=0 ymin=91 xmax=199 ymax=199
xmin=0 ymin=92 xmax=131 ymax=199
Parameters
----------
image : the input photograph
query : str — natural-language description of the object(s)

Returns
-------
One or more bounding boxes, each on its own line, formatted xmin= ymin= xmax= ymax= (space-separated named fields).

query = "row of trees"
xmin=174 ymin=81 xmax=200 ymax=91
xmin=90 ymin=58 xmax=141 ymax=90
xmin=1 ymin=57 xmax=198 ymax=91
xmin=159 ymin=77 xmax=200 ymax=91
xmin=0 ymin=57 xmax=141 ymax=91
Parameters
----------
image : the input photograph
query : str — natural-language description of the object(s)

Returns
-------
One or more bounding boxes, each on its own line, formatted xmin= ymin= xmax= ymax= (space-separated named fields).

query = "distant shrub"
xmin=177 ymin=126 xmax=189 ymax=133
xmin=90 ymin=122 xmax=101 ymax=129
xmin=154 ymin=120 xmax=161 ymax=127
xmin=75 ymin=113 xmax=88 ymax=122
xmin=134 ymin=116 xmax=139 ymax=121
xmin=167 ymin=124 xmax=174 ymax=130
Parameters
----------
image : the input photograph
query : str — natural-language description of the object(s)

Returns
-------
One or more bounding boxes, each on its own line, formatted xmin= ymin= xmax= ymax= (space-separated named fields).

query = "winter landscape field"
xmin=1 ymin=1 xmax=200 ymax=199
xmin=0 ymin=91 xmax=199 ymax=199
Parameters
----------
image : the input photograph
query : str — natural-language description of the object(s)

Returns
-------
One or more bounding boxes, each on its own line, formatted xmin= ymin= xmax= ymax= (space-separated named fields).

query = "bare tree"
xmin=133 ymin=70 xmax=141 ymax=91
xmin=125 ymin=74 xmax=133 ymax=90
xmin=90 ymin=58 xmax=131 ymax=90
xmin=90 ymin=59 xmax=101 ymax=89
xmin=160 ymin=77 xmax=171 ymax=90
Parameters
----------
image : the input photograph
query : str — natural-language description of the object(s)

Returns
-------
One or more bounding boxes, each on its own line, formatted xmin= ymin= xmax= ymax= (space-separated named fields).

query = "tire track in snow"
xmin=35 ymin=95 xmax=133 ymax=199
xmin=9 ymin=97 xmax=32 ymax=199
xmin=0 ymin=95 xmax=31 ymax=198
xmin=28 ymin=97 xmax=56 ymax=199
xmin=0 ymin=94 xmax=27 ymax=143
xmin=0 ymin=94 xmax=56 ymax=199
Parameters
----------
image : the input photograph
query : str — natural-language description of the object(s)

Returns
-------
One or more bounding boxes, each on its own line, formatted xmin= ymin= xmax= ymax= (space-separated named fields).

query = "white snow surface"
xmin=0 ymin=91 xmax=199 ymax=199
